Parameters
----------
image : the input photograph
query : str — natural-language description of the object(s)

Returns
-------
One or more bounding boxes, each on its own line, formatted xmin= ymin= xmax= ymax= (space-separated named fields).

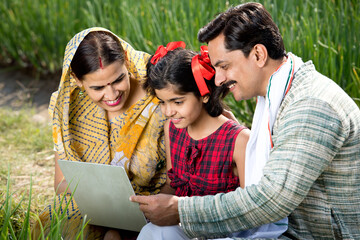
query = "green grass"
xmin=0 ymin=111 xmax=51 ymax=152
xmin=0 ymin=169 xmax=32 ymax=239
xmin=0 ymin=108 xmax=90 ymax=239
xmin=0 ymin=0 xmax=359 ymax=122
xmin=0 ymin=108 xmax=53 ymax=239
xmin=1 ymin=171 xmax=88 ymax=239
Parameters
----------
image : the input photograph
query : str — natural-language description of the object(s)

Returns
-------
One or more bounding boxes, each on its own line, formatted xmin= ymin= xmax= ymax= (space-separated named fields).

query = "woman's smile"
xmin=104 ymin=95 xmax=122 ymax=106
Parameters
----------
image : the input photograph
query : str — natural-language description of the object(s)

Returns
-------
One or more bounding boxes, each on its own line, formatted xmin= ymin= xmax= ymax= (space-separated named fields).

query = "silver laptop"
xmin=57 ymin=160 xmax=147 ymax=232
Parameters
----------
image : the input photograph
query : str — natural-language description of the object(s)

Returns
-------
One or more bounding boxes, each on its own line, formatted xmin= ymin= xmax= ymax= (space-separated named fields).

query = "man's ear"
xmin=71 ymin=72 xmax=83 ymax=88
xmin=252 ymin=44 xmax=267 ymax=68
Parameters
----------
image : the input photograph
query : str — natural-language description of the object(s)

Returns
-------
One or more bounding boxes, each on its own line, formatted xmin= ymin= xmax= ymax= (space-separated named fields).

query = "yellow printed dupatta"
xmin=49 ymin=27 xmax=167 ymax=195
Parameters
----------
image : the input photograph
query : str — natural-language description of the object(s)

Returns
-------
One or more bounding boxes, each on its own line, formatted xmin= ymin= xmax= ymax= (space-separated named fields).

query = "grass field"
xmin=0 ymin=108 xmax=54 ymax=238
xmin=0 ymin=0 xmax=359 ymax=238
xmin=0 ymin=0 xmax=359 ymax=114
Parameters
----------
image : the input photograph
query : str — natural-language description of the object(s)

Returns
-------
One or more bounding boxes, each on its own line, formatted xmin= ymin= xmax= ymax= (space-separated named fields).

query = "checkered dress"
xmin=168 ymin=120 xmax=246 ymax=197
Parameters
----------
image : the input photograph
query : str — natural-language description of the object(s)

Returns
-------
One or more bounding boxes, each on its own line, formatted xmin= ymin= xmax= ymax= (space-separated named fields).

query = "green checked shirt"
xmin=178 ymin=61 xmax=360 ymax=239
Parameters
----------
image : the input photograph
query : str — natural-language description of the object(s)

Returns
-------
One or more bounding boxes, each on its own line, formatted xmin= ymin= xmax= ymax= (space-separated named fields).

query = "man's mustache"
xmin=214 ymin=80 xmax=237 ymax=98
xmin=222 ymin=80 xmax=237 ymax=89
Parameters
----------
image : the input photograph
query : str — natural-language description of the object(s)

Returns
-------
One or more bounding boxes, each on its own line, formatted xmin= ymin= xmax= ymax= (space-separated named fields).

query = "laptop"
xmin=57 ymin=160 xmax=147 ymax=232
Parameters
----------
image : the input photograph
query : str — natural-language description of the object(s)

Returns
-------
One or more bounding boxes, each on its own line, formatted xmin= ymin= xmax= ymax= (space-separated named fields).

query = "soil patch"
xmin=0 ymin=68 xmax=60 ymax=123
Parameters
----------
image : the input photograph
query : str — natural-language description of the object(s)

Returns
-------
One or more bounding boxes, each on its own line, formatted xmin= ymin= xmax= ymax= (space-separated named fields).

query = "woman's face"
xmin=74 ymin=61 xmax=131 ymax=116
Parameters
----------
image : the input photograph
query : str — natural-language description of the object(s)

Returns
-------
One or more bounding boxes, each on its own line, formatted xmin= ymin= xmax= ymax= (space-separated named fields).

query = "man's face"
xmin=208 ymin=34 xmax=266 ymax=101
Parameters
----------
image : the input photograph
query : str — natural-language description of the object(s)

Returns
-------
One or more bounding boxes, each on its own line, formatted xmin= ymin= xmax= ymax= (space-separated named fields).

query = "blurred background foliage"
xmin=0 ymin=0 xmax=359 ymax=125
xmin=0 ymin=1 xmax=359 ymax=237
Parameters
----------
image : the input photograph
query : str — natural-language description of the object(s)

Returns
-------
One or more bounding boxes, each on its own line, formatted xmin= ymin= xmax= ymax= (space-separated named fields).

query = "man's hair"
xmin=198 ymin=2 xmax=286 ymax=60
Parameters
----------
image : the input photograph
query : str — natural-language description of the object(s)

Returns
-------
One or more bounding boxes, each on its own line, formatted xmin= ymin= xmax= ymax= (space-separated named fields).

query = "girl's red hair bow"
xmin=191 ymin=45 xmax=215 ymax=96
xmin=151 ymin=41 xmax=186 ymax=64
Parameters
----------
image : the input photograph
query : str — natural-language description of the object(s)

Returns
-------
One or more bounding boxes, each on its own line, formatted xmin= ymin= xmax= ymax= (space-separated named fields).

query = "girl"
xmin=138 ymin=42 xmax=250 ymax=239
xmin=145 ymin=43 xmax=250 ymax=194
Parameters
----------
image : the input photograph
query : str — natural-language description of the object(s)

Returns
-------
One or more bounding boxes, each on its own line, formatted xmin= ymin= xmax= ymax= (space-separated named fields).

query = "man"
xmin=131 ymin=2 xmax=360 ymax=239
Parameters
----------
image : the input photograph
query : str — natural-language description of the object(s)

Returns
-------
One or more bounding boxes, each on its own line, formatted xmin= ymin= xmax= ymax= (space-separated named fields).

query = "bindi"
xmin=99 ymin=57 xmax=104 ymax=69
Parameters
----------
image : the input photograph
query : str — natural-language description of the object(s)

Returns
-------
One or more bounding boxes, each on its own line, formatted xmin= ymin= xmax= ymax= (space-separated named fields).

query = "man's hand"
xmin=130 ymin=193 xmax=180 ymax=226
xmin=222 ymin=109 xmax=239 ymax=123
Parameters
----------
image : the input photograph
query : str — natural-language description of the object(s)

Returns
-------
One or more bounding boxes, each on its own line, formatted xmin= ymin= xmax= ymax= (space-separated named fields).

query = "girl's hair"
xmin=144 ymin=48 xmax=229 ymax=117
xmin=71 ymin=31 xmax=126 ymax=80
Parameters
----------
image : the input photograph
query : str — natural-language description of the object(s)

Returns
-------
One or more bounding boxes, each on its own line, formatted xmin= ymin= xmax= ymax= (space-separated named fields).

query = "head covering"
xmin=49 ymin=27 xmax=150 ymax=162
xmin=34 ymin=27 xmax=166 ymax=240
xmin=49 ymin=27 xmax=166 ymax=195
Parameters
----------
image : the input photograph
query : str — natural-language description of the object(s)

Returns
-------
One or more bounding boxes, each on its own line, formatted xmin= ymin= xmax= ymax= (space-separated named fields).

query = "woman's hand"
xmin=54 ymin=152 xmax=72 ymax=195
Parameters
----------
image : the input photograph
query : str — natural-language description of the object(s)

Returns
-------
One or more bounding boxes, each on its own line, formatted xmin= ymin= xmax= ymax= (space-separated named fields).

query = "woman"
xmin=33 ymin=27 xmax=167 ymax=239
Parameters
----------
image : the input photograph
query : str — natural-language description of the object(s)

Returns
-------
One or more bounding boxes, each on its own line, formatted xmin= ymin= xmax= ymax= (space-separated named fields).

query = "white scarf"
xmin=245 ymin=53 xmax=304 ymax=186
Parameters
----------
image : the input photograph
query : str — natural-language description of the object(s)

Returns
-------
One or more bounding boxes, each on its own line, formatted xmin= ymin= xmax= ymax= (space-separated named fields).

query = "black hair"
xmin=144 ymin=48 xmax=229 ymax=117
xmin=71 ymin=31 xmax=126 ymax=80
xmin=197 ymin=2 xmax=286 ymax=59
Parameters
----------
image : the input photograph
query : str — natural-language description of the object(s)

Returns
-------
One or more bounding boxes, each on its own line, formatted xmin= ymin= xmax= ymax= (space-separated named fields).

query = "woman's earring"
xmin=79 ymin=89 xmax=84 ymax=98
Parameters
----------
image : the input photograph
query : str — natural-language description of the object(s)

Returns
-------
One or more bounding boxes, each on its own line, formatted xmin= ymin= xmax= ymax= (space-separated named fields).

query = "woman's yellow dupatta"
xmin=32 ymin=27 xmax=166 ymax=240
xmin=49 ymin=28 xmax=165 ymax=194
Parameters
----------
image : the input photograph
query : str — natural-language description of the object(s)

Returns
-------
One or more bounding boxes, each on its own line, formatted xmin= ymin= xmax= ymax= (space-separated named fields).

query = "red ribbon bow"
xmin=151 ymin=41 xmax=186 ymax=64
xmin=191 ymin=45 xmax=215 ymax=96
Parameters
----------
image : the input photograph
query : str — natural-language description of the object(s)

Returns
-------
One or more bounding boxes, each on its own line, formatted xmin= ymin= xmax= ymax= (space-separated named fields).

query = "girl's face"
xmin=155 ymin=85 xmax=206 ymax=129
xmin=74 ymin=61 xmax=131 ymax=116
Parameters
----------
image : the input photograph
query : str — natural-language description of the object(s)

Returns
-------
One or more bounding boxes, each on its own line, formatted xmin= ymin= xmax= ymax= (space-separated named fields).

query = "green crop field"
xmin=0 ymin=0 xmax=359 ymax=238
